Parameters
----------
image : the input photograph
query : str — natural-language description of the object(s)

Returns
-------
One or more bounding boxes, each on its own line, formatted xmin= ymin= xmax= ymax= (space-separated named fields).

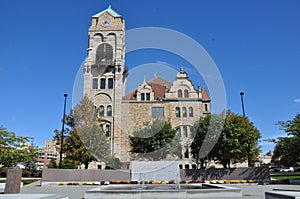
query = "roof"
xmin=201 ymin=86 xmax=211 ymax=101
xmin=92 ymin=5 xmax=122 ymax=18
xmin=122 ymin=76 xmax=172 ymax=100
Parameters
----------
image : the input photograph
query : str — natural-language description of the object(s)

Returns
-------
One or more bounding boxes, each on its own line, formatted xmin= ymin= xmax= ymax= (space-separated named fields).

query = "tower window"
xmin=182 ymin=107 xmax=187 ymax=117
xmin=152 ymin=107 xmax=164 ymax=118
xmin=92 ymin=78 xmax=98 ymax=89
xmin=99 ymin=105 xmax=104 ymax=117
xmin=107 ymin=105 xmax=112 ymax=117
xmin=108 ymin=78 xmax=113 ymax=89
xmin=184 ymin=146 xmax=189 ymax=159
xmin=105 ymin=124 xmax=111 ymax=137
xmin=184 ymin=89 xmax=189 ymax=98
xmin=178 ymin=89 xmax=183 ymax=98
xmin=189 ymin=107 xmax=193 ymax=117
xmin=205 ymin=104 xmax=208 ymax=112
xmin=96 ymin=43 xmax=113 ymax=66
xmin=176 ymin=127 xmax=181 ymax=138
xmin=100 ymin=79 xmax=106 ymax=89
xmin=176 ymin=107 xmax=181 ymax=118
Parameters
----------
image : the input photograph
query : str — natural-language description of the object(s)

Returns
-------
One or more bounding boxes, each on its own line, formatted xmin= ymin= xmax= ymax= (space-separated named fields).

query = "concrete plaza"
xmin=1 ymin=181 xmax=300 ymax=199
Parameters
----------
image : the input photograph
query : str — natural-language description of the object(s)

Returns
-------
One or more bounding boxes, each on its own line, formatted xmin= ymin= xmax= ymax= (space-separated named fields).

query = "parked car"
xmin=269 ymin=165 xmax=283 ymax=172
xmin=280 ymin=167 xmax=294 ymax=172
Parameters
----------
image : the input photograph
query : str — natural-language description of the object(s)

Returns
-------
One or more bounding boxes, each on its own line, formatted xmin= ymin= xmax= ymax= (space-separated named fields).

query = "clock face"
xmin=101 ymin=18 xmax=111 ymax=27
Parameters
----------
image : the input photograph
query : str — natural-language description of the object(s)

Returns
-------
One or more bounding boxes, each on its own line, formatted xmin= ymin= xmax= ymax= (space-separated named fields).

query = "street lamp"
xmin=59 ymin=94 xmax=68 ymax=168
xmin=240 ymin=92 xmax=245 ymax=117
xmin=240 ymin=92 xmax=251 ymax=167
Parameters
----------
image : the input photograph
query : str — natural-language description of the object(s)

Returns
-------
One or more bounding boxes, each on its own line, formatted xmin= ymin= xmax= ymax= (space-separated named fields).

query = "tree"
xmin=129 ymin=119 xmax=181 ymax=161
xmin=0 ymin=127 xmax=37 ymax=168
xmin=272 ymin=114 xmax=300 ymax=166
xmin=190 ymin=111 xmax=261 ymax=168
xmin=54 ymin=96 xmax=110 ymax=169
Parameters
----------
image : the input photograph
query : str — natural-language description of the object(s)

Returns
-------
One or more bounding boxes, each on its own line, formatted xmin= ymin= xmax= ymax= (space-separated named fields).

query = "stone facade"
xmin=83 ymin=6 xmax=211 ymax=166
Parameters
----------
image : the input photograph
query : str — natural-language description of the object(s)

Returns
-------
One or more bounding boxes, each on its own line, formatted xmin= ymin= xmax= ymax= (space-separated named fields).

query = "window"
xmin=183 ymin=126 xmax=188 ymax=137
xmin=92 ymin=78 xmax=98 ymax=89
xmin=107 ymin=105 xmax=112 ymax=116
xmin=93 ymin=106 xmax=97 ymax=117
xmin=189 ymin=107 xmax=193 ymax=117
xmin=176 ymin=107 xmax=180 ymax=117
xmin=152 ymin=107 xmax=164 ymax=118
xmin=178 ymin=89 xmax=182 ymax=98
xmin=184 ymin=145 xmax=189 ymax=159
xmin=184 ymin=89 xmax=189 ymax=98
xmin=176 ymin=127 xmax=181 ymax=138
xmin=105 ymin=124 xmax=111 ymax=137
xmin=100 ymin=79 xmax=106 ymax=89
xmin=205 ymin=104 xmax=208 ymax=112
xmin=108 ymin=78 xmax=113 ymax=89
xmin=96 ymin=43 xmax=113 ymax=66
xmin=146 ymin=93 xmax=150 ymax=101
xmin=99 ymin=105 xmax=104 ymax=117
xmin=141 ymin=93 xmax=145 ymax=101
xmin=182 ymin=107 xmax=187 ymax=117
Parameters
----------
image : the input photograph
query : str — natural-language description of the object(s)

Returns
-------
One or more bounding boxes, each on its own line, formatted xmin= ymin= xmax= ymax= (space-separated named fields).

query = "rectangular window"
xmin=100 ymin=79 xmax=106 ymax=89
xmin=146 ymin=93 xmax=150 ymax=101
xmin=141 ymin=93 xmax=145 ymax=101
xmin=152 ymin=107 xmax=164 ymax=118
xmin=92 ymin=79 xmax=98 ymax=89
xmin=108 ymin=78 xmax=113 ymax=89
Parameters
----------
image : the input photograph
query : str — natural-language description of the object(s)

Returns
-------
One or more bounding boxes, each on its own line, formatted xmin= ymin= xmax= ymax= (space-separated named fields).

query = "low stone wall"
xmin=42 ymin=167 xmax=269 ymax=184
xmin=181 ymin=167 xmax=269 ymax=181
xmin=42 ymin=169 xmax=130 ymax=183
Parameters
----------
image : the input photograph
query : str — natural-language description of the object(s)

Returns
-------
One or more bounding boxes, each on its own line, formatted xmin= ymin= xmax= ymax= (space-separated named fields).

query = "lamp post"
xmin=240 ymin=92 xmax=251 ymax=167
xmin=59 ymin=94 xmax=68 ymax=168
xmin=240 ymin=92 xmax=245 ymax=117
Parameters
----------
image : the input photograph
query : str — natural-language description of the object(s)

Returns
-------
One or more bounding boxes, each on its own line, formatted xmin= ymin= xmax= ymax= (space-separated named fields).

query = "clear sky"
xmin=0 ymin=0 xmax=299 ymax=154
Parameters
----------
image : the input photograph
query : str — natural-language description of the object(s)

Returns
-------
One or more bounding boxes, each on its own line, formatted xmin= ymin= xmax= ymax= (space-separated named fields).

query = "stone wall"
xmin=41 ymin=167 xmax=269 ymax=184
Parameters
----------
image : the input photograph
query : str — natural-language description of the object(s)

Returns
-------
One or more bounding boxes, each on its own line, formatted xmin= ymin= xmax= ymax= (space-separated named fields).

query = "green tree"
xmin=190 ymin=111 xmax=261 ymax=168
xmin=129 ymin=119 xmax=181 ymax=161
xmin=54 ymin=96 xmax=110 ymax=169
xmin=272 ymin=114 xmax=300 ymax=166
xmin=0 ymin=127 xmax=38 ymax=168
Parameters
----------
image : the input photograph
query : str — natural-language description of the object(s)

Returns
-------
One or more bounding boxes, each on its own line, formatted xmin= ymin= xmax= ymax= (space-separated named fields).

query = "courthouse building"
xmin=82 ymin=6 xmax=211 ymax=168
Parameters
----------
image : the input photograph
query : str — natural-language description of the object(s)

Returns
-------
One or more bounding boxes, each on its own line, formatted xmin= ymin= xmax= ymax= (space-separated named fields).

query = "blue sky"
xmin=0 ymin=0 xmax=299 ymax=154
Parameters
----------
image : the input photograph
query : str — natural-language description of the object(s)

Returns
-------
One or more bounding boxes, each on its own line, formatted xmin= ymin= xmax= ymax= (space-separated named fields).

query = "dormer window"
xmin=178 ymin=89 xmax=183 ymax=98
xmin=184 ymin=89 xmax=189 ymax=98
xmin=141 ymin=93 xmax=150 ymax=101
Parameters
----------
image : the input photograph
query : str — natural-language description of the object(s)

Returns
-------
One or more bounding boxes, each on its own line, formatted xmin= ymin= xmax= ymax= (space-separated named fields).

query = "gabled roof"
xmin=92 ymin=5 xmax=122 ymax=18
xmin=201 ymin=86 xmax=211 ymax=102
xmin=122 ymin=76 xmax=172 ymax=100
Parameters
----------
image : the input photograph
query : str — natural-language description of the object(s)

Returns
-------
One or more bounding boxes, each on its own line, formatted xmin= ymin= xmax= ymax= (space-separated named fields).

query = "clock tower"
xmin=83 ymin=5 xmax=127 ymax=157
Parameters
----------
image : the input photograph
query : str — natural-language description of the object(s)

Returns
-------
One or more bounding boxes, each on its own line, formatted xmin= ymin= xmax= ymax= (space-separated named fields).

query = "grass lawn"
xmin=271 ymin=175 xmax=300 ymax=180
xmin=0 ymin=179 xmax=39 ymax=185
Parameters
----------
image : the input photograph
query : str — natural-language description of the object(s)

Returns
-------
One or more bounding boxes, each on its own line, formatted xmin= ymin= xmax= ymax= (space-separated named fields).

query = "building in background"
xmin=82 ymin=6 xmax=211 ymax=168
xmin=36 ymin=140 xmax=60 ymax=170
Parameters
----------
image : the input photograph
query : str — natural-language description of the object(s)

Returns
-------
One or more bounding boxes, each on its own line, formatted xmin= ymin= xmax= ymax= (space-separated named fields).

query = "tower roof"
xmin=92 ymin=5 xmax=122 ymax=18
xmin=201 ymin=86 xmax=211 ymax=102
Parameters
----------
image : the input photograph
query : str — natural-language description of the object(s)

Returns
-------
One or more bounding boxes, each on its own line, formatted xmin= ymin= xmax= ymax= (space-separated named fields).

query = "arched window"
xmin=107 ymin=105 xmax=112 ymax=116
xmin=96 ymin=43 xmax=113 ymax=66
xmin=105 ymin=124 xmax=111 ymax=137
xmin=108 ymin=78 xmax=113 ymax=89
xmin=184 ymin=89 xmax=189 ymax=98
xmin=178 ymin=89 xmax=183 ymax=98
xmin=99 ymin=105 xmax=104 ymax=117
xmin=92 ymin=78 xmax=98 ymax=89
xmin=182 ymin=107 xmax=187 ymax=117
xmin=176 ymin=107 xmax=181 ymax=118
xmin=189 ymin=107 xmax=193 ymax=117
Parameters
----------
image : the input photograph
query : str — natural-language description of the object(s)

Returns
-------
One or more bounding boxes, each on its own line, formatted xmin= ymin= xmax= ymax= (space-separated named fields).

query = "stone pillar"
xmin=4 ymin=169 xmax=22 ymax=194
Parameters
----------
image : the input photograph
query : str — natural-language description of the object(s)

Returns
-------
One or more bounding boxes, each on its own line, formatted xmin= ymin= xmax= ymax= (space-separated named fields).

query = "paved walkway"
xmin=10 ymin=181 xmax=300 ymax=199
